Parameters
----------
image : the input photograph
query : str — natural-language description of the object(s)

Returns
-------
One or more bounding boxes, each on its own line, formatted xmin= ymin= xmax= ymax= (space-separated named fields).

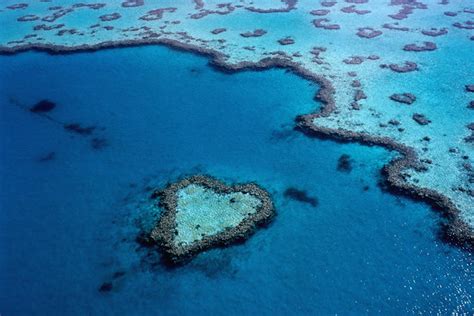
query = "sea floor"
xmin=0 ymin=45 xmax=473 ymax=315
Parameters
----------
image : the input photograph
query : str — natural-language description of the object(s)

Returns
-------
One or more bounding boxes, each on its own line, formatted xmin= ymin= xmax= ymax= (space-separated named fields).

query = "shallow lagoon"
xmin=174 ymin=183 xmax=262 ymax=246
xmin=0 ymin=45 xmax=473 ymax=314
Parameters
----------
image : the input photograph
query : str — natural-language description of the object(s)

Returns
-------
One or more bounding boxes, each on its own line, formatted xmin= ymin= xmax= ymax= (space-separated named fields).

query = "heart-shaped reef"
xmin=150 ymin=175 xmax=275 ymax=265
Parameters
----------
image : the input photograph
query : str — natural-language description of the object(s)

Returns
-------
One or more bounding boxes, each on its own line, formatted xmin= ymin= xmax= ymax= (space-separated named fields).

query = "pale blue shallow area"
xmin=0 ymin=45 xmax=473 ymax=315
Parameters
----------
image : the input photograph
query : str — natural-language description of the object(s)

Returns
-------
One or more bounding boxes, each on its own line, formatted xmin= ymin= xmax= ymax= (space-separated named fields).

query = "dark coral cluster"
xmin=313 ymin=18 xmax=340 ymax=30
xmin=390 ymin=93 xmax=416 ymax=104
xmin=341 ymin=5 xmax=370 ymax=15
xmin=310 ymin=9 xmax=330 ymax=16
xmin=321 ymin=1 xmax=337 ymax=7
xmin=343 ymin=55 xmax=379 ymax=65
xmin=121 ymin=0 xmax=144 ymax=8
xmin=284 ymin=187 xmax=319 ymax=207
xmin=383 ymin=22 xmax=409 ymax=31
xmin=389 ymin=0 xmax=427 ymax=20
xmin=99 ymin=13 xmax=121 ymax=22
xmin=30 ymin=99 xmax=56 ymax=113
xmin=34 ymin=23 xmax=65 ymax=31
xmin=140 ymin=7 xmax=176 ymax=21
xmin=17 ymin=14 xmax=40 ymax=22
xmin=381 ymin=61 xmax=418 ymax=73
xmin=211 ymin=28 xmax=227 ymax=35
xmin=356 ymin=27 xmax=382 ymax=38
xmin=412 ymin=113 xmax=431 ymax=125
xmin=240 ymin=29 xmax=267 ymax=37
xmin=278 ymin=37 xmax=295 ymax=45
xmin=246 ymin=0 xmax=296 ymax=13
xmin=190 ymin=3 xmax=235 ymax=19
xmin=6 ymin=3 xmax=28 ymax=10
xmin=421 ymin=28 xmax=448 ymax=37
xmin=453 ymin=21 xmax=474 ymax=29
xmin=337 ymin=154 xmax=353 ymax=172
xmin=403 ymin=41 xmax=437 ymax=52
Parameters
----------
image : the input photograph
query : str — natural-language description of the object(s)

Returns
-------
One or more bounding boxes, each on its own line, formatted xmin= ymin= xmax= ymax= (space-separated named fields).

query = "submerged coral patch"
xmin=356 ymin=27 xmax=382 ymax=38
xmin=403 ymin=41 xmax=437 ymax=52
xmin=310 ymin=9 xmax=330 ymax=16
xmin=421 ymin=28 xmax=448 ymax=37
xmin=390 ymin=93 xmax=416 ymax=104
xmin=383 ymin=22 xmax=409 ymax=31
xmin=278 ymin=37 xmax=295 ymax=45
xmin=37 ymin=151 xmax=55 ymax=162
xmin=121 ymin=0 xmax=144 ymax=8
xmin=211 ymin=28 xmax=226 ymax=35
xmin=337 ymin=154 xmax=353 ymax=172
xmin=313 ymin=18 xmax=340 ymax=30
xmin=17 ymin=14 xmax=39 ymax=22
xmin=30 ymin=99 xmax=56 ymax=113
xmin=453 ymin=21 xmax=474 ymax=30
xmin=98 ymin=282 xmax=113 ymax=293
xmin=64 ymin=123 xmax=96 ymax=136
xmin=91 ymin=137 xmax=108 ymax=150
xmin=150 ymin=175 xmax=274 ymax=265
xmin=412 ymin=113 xmax=431 ymax=125
xmin=139 ymin=7 xmax=176 ymax=21
xmin=284 ymin=187 xmax=318 ymax=207
xmin=341 ymin=5 xmax=370 ymax=15
xmin=6 ymin=3 xmax=28 ymax=10
xmin=382 ymin=61 xmax=418 ymax=73
xmin=99 ymin=13 xmax=121 ymax=22
xmin=245 ymin=0 xmax=296 ymax=13
xmin=240 ymin=29 xmax=267 ymax=37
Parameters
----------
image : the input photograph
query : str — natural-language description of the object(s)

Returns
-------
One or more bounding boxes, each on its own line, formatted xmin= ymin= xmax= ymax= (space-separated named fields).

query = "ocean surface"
xmin=0 ymin=45 xmax=473 ymax=315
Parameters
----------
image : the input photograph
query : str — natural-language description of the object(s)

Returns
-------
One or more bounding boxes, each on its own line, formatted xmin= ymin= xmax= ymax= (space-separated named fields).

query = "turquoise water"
xmin=0 ymin=46 xmax=473 ymax=314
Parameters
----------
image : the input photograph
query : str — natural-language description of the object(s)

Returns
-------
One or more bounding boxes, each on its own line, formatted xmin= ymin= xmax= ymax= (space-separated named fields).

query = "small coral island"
xmin=150 ymin=175 xmax=275 ymax=265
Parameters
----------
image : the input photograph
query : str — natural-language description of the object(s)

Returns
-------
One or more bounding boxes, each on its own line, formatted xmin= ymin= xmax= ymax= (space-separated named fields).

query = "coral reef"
xmin=150 ymin=175 xmax=275 ymax=265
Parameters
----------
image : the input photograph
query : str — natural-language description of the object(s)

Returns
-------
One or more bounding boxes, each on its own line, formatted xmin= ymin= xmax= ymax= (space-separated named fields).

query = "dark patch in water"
xmin=412 ymin=113 xmax=431 ymax=125
xmin=143 ymin=185 xmax=154 ymax=193
xmin=270 ymin=128 xmax=295 ymax=141
xmin=189 ymin=67 xmax=203 ymax=75
xmin=30 ymin=99 xmax=56 ymax=113
xmin=37 ymin=151 xmax=55 ymax=162
xmin=150 ymin=189 xmax=161 ymax=200
xmin=98 ymin=282 xmax=113 ymax=293
xmin=284 ymin=187 xmax=319 ymax=207
xmin=135 ymin=232 xmax=155 ymax=248
xmin=91 ymin=137 xmax=108 ymax=150
xmin=112 ymin=271 xmax=126 ymax=279
xmin=138 ymin=249 xmax=162 ymax=271
xmin=64 ymin=123 xmax=96 ymax=135
xmin=337 ymin=154 xmax=353 ymax=172
xmin=189 ymin=251 xmax=237 ymax=279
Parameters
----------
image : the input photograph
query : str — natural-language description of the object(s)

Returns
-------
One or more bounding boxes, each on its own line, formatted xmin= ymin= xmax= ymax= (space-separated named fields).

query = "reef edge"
xmin=150 ymin=174 xmax=275 ymax=265
xmin=2 ymin=38 xmax=472 ymax=251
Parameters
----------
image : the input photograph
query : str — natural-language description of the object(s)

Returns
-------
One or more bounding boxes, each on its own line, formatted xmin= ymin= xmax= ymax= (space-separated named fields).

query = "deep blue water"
xmin=0 ymin=46 xmax=472 ymax=315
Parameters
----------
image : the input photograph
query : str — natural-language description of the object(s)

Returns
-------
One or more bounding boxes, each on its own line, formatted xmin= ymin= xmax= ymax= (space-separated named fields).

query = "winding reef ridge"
xmin=1 ymin=0 xmax=473 ymax=248
xmin=150 ymin=175 xmax=275 ymax=265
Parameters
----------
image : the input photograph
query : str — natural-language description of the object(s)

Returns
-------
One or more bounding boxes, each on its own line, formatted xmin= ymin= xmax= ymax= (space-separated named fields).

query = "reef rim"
xmin=151 ymin=175 xmax=275 ymax=265
xmin=1 ymin=37 xmax=472 ymax=251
